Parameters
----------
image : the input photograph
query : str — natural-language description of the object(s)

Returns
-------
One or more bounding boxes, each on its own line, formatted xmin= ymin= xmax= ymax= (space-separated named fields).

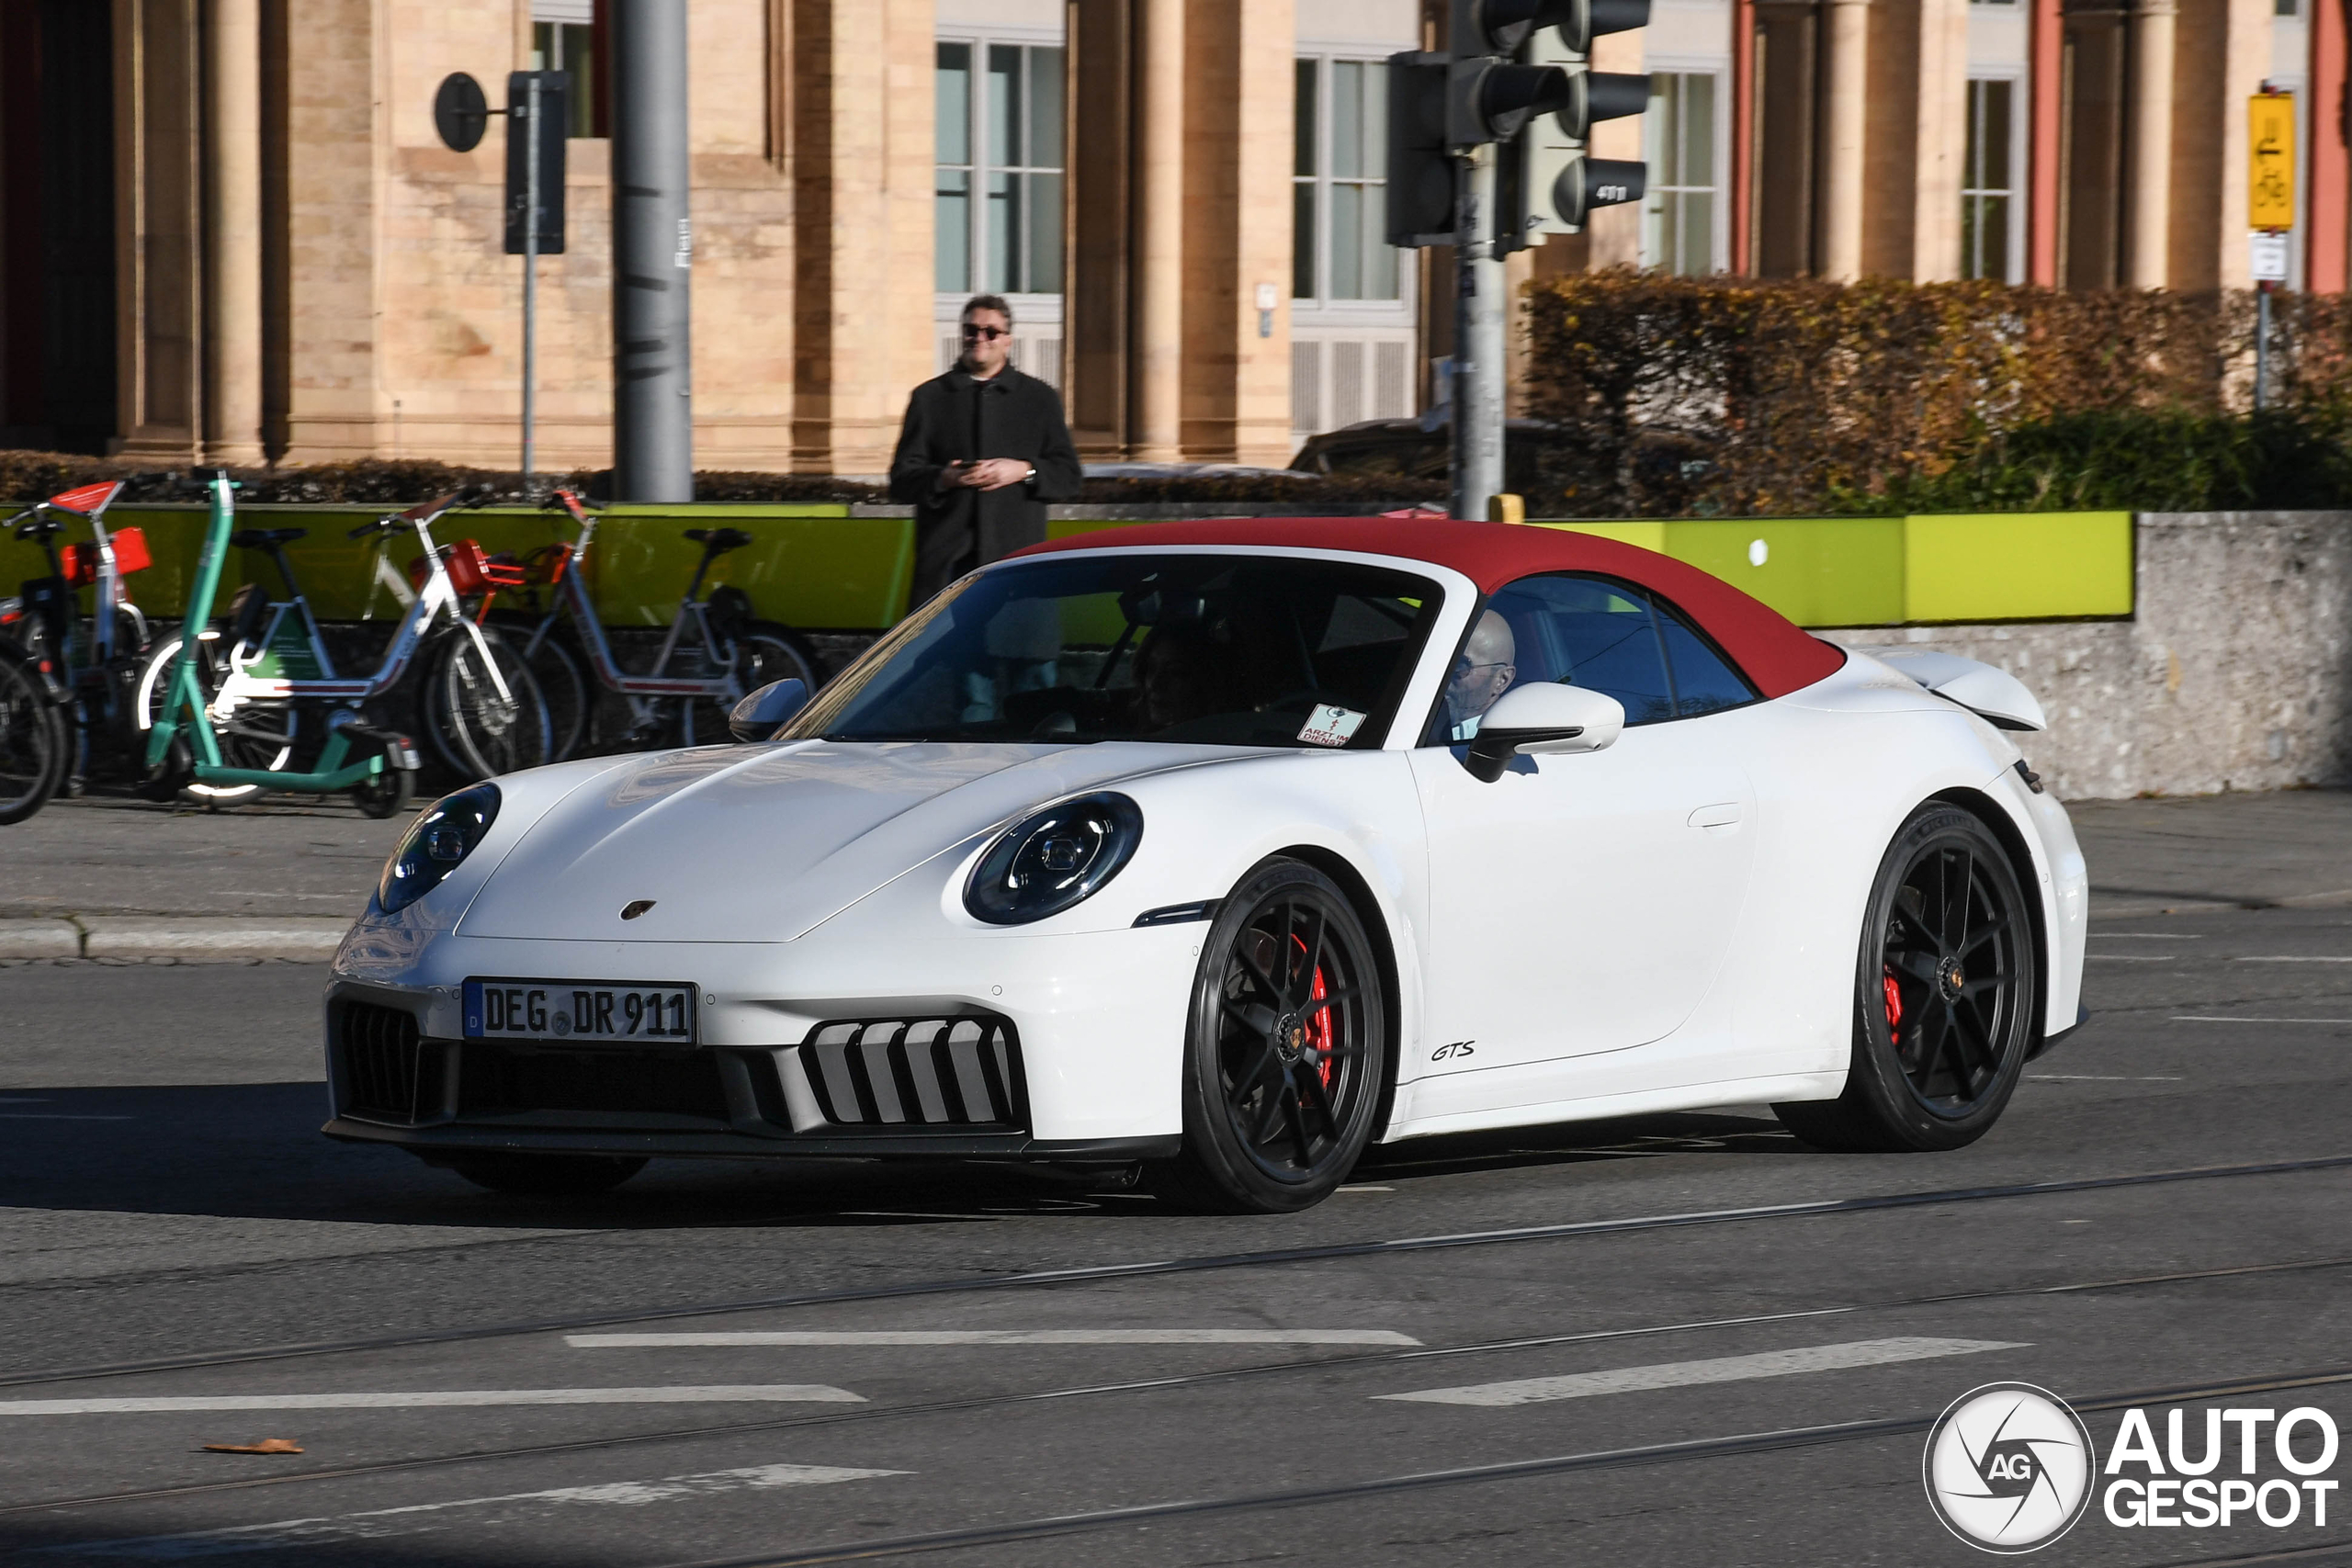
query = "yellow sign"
xmin=2250 ymin=91 xmax=2296 ymax=231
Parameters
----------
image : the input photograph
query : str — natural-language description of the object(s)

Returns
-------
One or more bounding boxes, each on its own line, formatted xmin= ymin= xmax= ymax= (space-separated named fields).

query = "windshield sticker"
xmin=1297 ymin=704 xmax=1367 ymax=748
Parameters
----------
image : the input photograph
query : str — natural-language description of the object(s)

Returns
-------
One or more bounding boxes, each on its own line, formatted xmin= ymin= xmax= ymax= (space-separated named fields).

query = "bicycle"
xmin=498 ymin=489 xmax=819 ymax=759
xmin=137 ymin=479 xmax=547 ymax=810
xmin=0 ymin=628 xmax=62 ymax=824
xmin=2 ymin=479 xmax=157 ymax=797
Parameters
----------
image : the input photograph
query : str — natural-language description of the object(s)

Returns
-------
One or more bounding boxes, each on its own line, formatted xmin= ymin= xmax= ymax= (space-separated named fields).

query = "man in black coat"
xmin=888 ymin=294 xmax=1084 ymax=607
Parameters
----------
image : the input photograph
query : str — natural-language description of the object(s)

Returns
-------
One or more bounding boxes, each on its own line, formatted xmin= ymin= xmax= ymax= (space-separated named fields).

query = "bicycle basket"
xmin=429 ymin=538 xmax=529 ymax=597
xmin=60 ymin=527 xmax=152 ymax=587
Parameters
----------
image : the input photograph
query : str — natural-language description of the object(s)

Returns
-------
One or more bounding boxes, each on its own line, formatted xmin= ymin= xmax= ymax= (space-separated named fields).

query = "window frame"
xmin=1961 ymin=69 xmax=2027 ymax=283
xmin=1418 ymin=573 xmax=1762 ymax=746
xmin=1291 ymin=51 xmax=1416 ymax=321
xmin=933 ymin=28 xmax=1067 ymax=304
xmin=1638 ymin=63 xmax=1730 ymax=276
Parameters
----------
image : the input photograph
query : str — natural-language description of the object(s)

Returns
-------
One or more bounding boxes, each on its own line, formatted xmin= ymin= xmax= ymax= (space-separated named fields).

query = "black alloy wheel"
xmin=1163 ymin=859 xmax=1387 ymax=1213
xmin=0 ymin=649 xmax=63 ymax=826
xmin=1777 ymin=805 xmax=2039 ymax=1152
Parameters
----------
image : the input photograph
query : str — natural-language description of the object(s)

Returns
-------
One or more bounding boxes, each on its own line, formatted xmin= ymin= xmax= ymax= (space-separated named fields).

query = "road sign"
xmin=2249 ymin=90 xmax=2294 ymax=231
xmin=2251 ymin=231 xmax=2289 ymax=282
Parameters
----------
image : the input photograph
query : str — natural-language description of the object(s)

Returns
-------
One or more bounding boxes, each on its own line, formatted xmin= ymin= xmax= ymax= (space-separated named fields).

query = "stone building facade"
xmin=0 ymin=0 xmax=2338 ymax=476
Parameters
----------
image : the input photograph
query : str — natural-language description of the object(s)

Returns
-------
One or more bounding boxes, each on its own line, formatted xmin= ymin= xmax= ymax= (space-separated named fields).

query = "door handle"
xmin=1687 ymin=802 xmax=1742 ymax=829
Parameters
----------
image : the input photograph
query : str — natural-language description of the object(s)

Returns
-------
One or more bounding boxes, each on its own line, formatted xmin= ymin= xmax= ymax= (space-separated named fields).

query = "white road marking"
xmin=567 ymin=1329 xmax=1421 ymax=1348
xmin=1375 ymin=1337 xmax=2023 ymax=1407
xmin=27 ymin=1461 xmax=903 ymax=1560
xmin=2090 ymin=932 xmax=2201 ymax=939
xmin=2235 ymin=956 xmax=2352 ymax=963
xmin=2172 ymin=1017 xmax=2352 ymax=1026
xmin=0 ymin=1385 xmax=863 ymax=1416
xmin=2029 ymin=1075 xmax=2184 ymax=1081
xmin=1339 ymin=1185 xmax=1396 ymax=1192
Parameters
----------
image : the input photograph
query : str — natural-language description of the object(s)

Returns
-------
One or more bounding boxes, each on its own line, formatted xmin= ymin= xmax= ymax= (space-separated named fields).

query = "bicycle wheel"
xmin=133 ymin=637 xmax=300 ymax=807
xmin=522 ymin=631 xmax=592 ymax=761
xmin=424 ymin=627 xmax=550 ymax=780
xmin=679 ymin=624 xmax=823 ymax=747
xmin=0 ymin=648 xmax=63 ymax=826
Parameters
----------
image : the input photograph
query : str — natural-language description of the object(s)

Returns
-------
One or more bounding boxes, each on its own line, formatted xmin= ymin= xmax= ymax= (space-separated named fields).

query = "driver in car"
xmin=1442 ymin=609 xmax=1519 ymax=740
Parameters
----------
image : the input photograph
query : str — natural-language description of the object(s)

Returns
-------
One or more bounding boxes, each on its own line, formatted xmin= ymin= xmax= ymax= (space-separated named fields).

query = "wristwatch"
xmin=1023 ymin=464 xmax=1037 ymax=484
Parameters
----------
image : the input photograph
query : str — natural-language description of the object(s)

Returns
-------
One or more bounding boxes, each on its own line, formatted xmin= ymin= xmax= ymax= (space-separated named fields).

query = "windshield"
xmin=784 ymin=553 xmax=1446 ymax=748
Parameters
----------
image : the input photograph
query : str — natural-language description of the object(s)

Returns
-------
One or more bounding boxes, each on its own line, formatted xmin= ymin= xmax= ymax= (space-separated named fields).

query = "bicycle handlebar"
xmin=356 ymin=482 xmax=497 ymax=539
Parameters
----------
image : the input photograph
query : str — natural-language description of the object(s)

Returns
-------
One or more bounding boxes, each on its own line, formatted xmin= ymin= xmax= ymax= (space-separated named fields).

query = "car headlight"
xmin=964 ymin=792 xmax=1144 ymax=926
xmin=378 ymin=783 xmax=501 ymax=913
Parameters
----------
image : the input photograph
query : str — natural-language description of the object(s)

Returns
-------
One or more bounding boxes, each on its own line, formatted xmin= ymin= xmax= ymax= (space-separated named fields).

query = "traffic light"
xmin=1511 ymin=2 xmax=1651 ymax=245
xmin=1384 ymin=0 xmax=1651 ymax=249
xmin=1385 ymin=53 xmax=1456 ymax=248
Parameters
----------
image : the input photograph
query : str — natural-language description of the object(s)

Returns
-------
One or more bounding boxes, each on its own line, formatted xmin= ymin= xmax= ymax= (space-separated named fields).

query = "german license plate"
xmin=463 ymin=978 xmax=698 ymax=1043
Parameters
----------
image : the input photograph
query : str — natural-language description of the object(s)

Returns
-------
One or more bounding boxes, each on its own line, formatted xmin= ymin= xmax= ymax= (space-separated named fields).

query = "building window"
xmin=1640 ymin=73 xmax=1720 ymax=275
xmin=935 ymin=40 xmax=1064 ymax=296
xmin=1292 ymin=57 xmax=1399 ymax=302
xmin=1962 ymin=76 xmax=2018 ymax=281
xmin=531 ymin=2 xmax=604 ymax=137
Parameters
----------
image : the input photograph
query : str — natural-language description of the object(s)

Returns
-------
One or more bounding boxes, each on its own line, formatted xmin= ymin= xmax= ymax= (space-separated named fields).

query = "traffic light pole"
xmin=1452 ymin=143 xmax=1507 ymax=523
xmin=520 ymin=73 xmax=540 ymax=479
xmin=610 ymin=0 xmax=694 ymax=502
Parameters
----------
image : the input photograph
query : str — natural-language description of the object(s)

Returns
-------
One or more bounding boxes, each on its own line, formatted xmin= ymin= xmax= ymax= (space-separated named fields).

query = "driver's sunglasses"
xmin=961 ymin=324 xmax=1008 ymax=341
xmin=1453 ymin=658 xmax=1507 ymax=682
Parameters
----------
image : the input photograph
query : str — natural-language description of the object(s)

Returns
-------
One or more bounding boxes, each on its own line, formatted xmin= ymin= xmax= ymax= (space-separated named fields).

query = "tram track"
xmin=10 ymin=1150 xmax=2352 ymax=1398
xmin=7 ymin=1245 xmax=2350 ymax=1523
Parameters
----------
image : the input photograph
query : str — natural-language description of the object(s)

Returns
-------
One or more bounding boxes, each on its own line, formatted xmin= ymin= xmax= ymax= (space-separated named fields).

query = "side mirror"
xmin=1464 ymin=682 xmax=1625 ymax=782
xmin=728 ymin=678 xmax=809 ymax=743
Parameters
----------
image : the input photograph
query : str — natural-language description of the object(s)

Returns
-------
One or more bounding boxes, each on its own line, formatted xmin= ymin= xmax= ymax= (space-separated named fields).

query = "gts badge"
xmin=1431 ymin=1041 xmax=1476 ymax=1061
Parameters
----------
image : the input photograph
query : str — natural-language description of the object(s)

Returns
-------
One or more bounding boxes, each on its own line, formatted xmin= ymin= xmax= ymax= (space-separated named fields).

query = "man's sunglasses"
xmin=960 ymin=324 xmax=1009 ymax=341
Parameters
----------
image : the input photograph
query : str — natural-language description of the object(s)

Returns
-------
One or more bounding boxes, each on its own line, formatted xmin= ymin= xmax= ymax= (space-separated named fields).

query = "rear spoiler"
xmin=1875 ymin=650 xmax=2047 ymax=732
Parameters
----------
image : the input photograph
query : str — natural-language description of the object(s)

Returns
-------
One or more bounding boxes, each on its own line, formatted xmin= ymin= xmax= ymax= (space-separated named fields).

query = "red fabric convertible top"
xmin=1013 ymin=517 xmax=1846 ymax=700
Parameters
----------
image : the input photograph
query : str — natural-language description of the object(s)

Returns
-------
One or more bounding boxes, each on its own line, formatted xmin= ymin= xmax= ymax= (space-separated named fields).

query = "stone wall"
xmin=1827 ymin=512 xmax=2352 ymax=801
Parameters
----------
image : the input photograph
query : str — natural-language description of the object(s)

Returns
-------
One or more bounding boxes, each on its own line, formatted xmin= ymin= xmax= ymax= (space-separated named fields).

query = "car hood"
xmin=457 ymin=740 xmax=1223 ymax=942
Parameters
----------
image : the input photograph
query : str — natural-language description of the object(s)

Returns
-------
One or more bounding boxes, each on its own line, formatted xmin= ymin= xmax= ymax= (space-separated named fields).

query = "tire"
xmin=133 ymin=637 xmax=300 ymax=807
xmin=503 ymin=620 xmax=593 ymax=762
xmin=1159 ymin=859 xmax=1389 ymax=1213
xmin=1775 ymin=805 xmax=2040 ymax=1153
xmin=0 ymin=649 xmax=63 ymax=826
xmin=424 ymin=627 xmax=550 ymax=780
xmin=679 ymin=623 xmax=823 ymax=748
xmin=349 ymin=755 xmax=413 ymax=818
xmin=447 ymin=1154 xmax=647 ymax=1196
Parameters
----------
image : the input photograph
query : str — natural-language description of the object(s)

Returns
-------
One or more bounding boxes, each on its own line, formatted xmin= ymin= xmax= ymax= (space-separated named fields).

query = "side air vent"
xmin=338 ymin=1001 xmax=442 ymax=1123
xmin=786 ymin=1016 xmax=1023 ymax=1131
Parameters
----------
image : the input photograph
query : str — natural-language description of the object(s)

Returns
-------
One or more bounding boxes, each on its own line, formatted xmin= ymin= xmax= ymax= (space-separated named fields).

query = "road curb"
xmin=0 ymin=917 xmax=351 ymax=961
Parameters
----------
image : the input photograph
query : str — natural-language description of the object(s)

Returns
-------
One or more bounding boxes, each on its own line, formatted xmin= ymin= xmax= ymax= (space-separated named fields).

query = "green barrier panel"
xmin=0 ymin=503 xmax=2132 ymax=635
xmin=1902 ymin=511 xmax=2134 ymax=623
xmin=1544 ymin=517 xmax=1906 ymax=626
xmin=0 ymin=502 xmax=916 ymax=632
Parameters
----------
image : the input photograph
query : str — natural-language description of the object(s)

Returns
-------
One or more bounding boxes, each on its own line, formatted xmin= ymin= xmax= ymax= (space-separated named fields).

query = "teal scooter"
xmin=141 ymin=472 xmax=420 ymax=816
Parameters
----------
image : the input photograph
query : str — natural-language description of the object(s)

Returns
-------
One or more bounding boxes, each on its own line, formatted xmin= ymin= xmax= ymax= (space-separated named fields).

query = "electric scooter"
xmin=141 ymin=472 xmax=421 ymax=816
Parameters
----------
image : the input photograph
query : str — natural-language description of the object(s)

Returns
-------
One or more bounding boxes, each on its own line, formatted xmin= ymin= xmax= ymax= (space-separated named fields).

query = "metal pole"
xmin=2256 ymin=280 xmax=2272 ymax=412
xmin=610 ymin=0 xmax=694 ymax=502
xmin=1451 ymin=144 xmax=1506 ymax=523
xmin=521 ymin=73 xmax=540 ymax=479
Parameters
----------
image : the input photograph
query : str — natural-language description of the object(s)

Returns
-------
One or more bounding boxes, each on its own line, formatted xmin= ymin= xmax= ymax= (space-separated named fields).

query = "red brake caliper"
xmin=1882 ymin=966 xmax=1905 ymax=1043
xmin=1294 ymin=935 xmax=1336 ymax=1088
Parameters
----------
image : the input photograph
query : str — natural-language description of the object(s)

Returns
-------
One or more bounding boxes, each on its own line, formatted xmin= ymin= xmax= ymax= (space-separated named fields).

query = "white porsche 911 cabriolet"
xmin=326 ymin=518 xmax=2086 ymax=1212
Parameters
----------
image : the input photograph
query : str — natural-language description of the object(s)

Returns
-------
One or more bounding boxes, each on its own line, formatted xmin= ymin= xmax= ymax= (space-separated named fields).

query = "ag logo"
xmin=1924 ymin=1382 xmax=2098 ymax=1552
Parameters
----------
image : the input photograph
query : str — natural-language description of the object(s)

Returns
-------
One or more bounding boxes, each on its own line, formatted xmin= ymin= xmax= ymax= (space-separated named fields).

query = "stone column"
xmin=1910 ymin=0 xmax=1968 ymax=280
xmin=1130 ymin=0 xmax=1184 ymax=462
xmin=2126 ymin=0 xmax=2176 ymax=288
xmin=205 ymin=0 xmax=265 ymax=464
xmin=1821 ymin=0 xmax=1871 ymax=279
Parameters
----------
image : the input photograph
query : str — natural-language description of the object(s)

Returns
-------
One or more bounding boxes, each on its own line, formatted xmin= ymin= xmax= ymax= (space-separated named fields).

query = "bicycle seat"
xmin=230 ymin=528 xmax=308 ymax=549
xmin=684 ymin=527 xmax=752 ymax=554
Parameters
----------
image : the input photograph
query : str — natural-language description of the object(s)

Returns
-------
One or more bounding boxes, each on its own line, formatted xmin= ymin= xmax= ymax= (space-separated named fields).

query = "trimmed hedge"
xmin=1521 ymin=271 xmax=2352 ymax=516
xmin=0 ymin=451 xmax=1443 ymax=510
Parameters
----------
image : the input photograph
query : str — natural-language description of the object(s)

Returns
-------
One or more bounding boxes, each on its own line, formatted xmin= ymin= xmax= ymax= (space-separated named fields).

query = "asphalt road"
xmin=5 ymin=795 xmax=2352 ymax=1566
